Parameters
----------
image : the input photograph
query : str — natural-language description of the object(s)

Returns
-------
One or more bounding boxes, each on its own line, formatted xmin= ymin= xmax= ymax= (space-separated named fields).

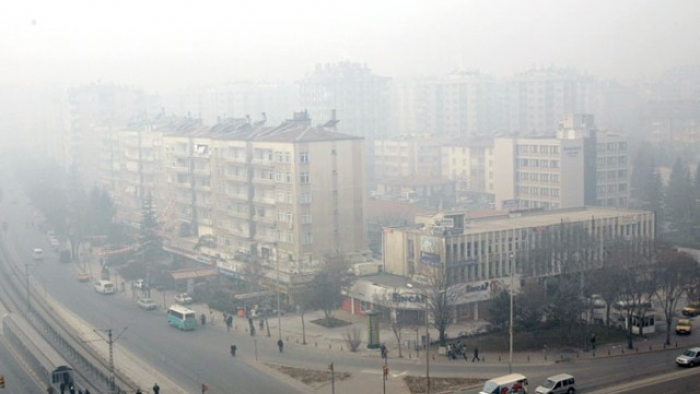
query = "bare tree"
xmin=650 ymin=243 xmax=700 ymax=345
xmin=342 ymin=326 xmax=363 ymax=352
xmin=422 ymin=265 xmax=460 ymax=347
xmin=294 ymin=286 xmax=315 ymax=345
xmin=515 ymin=279 xmax=548 ymax=335
xmin=610 ymin=241 xmax=655 ymax=349
xmin=372 ymin=289 xmax=421 ymax=358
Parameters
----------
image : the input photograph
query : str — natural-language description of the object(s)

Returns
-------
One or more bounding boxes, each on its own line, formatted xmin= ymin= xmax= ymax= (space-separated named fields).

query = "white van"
xmin=535 ymin=373 xmax=575 ymax=394
xmin=94 ymin=280 xmax=115 ymax=295
xmin=480 ymin=373 xmax=529 ymax=394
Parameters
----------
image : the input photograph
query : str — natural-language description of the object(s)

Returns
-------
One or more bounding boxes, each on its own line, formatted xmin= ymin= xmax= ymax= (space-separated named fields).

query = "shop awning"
xmin=170 ymin=267 xmax=218 ymax=281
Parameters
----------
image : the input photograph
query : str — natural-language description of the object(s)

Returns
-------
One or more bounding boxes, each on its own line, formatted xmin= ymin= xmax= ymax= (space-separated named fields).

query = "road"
xmin=0 ymin=334 xmax=44 ymax=394
xmin=0 ymin=188 xmax=308 ymax=394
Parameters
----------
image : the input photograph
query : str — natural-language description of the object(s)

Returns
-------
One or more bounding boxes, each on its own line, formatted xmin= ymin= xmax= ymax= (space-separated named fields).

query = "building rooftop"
xmin=393 ymin=206 xmax=650 ymax=235
xmin=464 ymin=206 xmax=647 ymax=233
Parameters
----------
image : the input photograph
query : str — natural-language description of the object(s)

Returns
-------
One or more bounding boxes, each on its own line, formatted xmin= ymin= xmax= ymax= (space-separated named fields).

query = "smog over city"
xmin=2 ymin=1 xmax=700 ymax=394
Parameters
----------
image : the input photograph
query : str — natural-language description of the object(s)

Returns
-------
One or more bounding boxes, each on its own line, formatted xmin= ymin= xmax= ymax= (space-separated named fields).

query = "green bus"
xmin=167 ymin=305 xmax=197 ymax=331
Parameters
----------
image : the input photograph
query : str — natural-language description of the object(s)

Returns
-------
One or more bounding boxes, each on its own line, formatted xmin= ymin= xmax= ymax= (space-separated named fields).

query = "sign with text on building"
xmin=420 ymin=236 xmax=441 ymax=266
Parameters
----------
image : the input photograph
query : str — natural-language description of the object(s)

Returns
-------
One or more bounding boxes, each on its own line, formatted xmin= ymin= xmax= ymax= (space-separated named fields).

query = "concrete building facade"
xmin=378 ymin=206 xmax=654 ymax=320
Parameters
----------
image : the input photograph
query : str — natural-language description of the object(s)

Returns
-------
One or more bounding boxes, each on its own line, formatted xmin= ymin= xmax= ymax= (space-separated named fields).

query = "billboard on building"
xmin=420 ymin=236 xmax=440 ymax=266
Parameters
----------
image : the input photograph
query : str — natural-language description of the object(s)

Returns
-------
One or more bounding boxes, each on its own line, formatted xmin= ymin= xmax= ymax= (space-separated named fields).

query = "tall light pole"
xmin=509 ymin=252 xmax=514 ymax=374
xmin=276 ymin=246 xmax=282 ymax=341
xmin=425 ymin=298 xmax=430 ymax=394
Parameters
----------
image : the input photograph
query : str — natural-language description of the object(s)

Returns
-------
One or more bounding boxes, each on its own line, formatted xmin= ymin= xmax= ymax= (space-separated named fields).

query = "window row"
xmin=518 ymin=186 xmax=560 ymax=196
xmin=517 ymin=159 xmax=559 ymax=168
xmin=517 ymin=145 xmax=560 ymax=155
xmin=517 ymin=173 xmax=561 ymax=182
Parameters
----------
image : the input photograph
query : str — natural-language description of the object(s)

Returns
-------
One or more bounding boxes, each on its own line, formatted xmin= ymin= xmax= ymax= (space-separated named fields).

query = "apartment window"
xmin=277 ymin=211 xmax=292 ymax=223
xmin=274 ymin=171 xmax=284 ymax=182
xmin=550 ymin=160 xmax=559 ymax=168
xmin=550 ymin=146 xmax=559 ymax=154
xmin=301 ymin=214 xmax=312 ymax=224
xmin=300 ymin=172 xmax=310 ymax=183
xmin=300 ymin=192 xmax=312 ymax=204
xmin=302 ymin=232 xmax=313 ymax=245
xmin=619 ymin=183 xmax=627 ymax=192
xmin=300 ymin=152 xmax=309 ymax=163
xmin=551 ymin=189 xmax=560 ymax=197
xmin=286 ymin=172 xmax=292 ymax=183
xmin=618 ymin=169 xmax=627 ymax=177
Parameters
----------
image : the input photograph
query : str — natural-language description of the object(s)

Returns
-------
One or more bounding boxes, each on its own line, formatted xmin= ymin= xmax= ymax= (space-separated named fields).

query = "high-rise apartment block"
xmin=102 ymin=112 xmax=368 ymax=268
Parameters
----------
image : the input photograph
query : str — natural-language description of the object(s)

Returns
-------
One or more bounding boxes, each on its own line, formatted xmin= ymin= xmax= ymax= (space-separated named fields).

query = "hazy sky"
xmin=3 ymin=0 xmax=700 ymax=92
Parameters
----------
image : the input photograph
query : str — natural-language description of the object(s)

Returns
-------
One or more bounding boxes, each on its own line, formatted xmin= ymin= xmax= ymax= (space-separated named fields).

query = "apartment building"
xmin=374 ymin=134 xmax=443 ymax=179
xmin=104 ymin=112 xmax=367 ymax=271
xmin=506 ymin=68 xmax=597 ymax=135
xmin=440 ymin=137 xmax=494 ymax=197
xmin=492 ymin=114 xmax=629 ymax=210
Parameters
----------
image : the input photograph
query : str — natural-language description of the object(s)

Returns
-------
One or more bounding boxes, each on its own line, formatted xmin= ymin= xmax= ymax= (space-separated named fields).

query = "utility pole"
xmin=328 ymin=362 xmax=335 ymax=394
xmin=425 ymin=301 xmax=430 ymax=394
xmin=94 ymin=327 xmax=128 ymax=394
xmin=509 ymin=252 xmax=514 ymax=374
xmin=276 ymin=246 xmax=282 ymax=341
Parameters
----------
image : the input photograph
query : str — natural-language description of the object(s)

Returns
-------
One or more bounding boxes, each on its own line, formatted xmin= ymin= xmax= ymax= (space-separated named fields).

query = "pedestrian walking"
xmin=230 ymin=344 xmax=237 ymax=356
xmin=152 ymin=383 xmax=160 ymax=394
xmin=200 ymin=313 xmax=206 ymax=326
xmin=226 ymin=315 xmax=233 ymax=331
xmin=277 ymin=338 xmax=284 ymax=352
xmin=590 ymin=333 xmax=596 ymax=350
xmin=472 ymin=346 xmax=480 ymax=362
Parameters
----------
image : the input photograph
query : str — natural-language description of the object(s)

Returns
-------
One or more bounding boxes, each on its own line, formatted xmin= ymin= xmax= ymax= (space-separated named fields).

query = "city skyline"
xmin=2 ymin=0 xmax=699 ymax=92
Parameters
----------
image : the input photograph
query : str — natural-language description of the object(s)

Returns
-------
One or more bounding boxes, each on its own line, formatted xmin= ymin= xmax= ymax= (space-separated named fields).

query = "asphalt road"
xmin=0 ymin=188 xmax=307 ymax=394
xmin=0 ymin=336 xmax=44 ymax=394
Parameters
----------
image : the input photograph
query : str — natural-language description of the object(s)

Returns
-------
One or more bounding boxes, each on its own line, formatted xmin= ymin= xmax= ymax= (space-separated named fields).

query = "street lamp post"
xmin=509 ymin=252 xmax=514 ymax=374
xmin=276 ymin=248 xmax=282 ymax=341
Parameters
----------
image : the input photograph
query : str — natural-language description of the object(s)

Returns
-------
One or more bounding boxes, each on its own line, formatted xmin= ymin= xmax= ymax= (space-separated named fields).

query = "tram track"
xmin=0 ymin=235 xmax=138 ymax=393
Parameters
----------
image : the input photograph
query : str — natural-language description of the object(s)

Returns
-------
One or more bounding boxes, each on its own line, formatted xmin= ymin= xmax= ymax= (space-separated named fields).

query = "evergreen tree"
xmin=665 ymin=157 xmax=694 ymax=238
xmin=139 ymin=194 xmax=163 ymax=261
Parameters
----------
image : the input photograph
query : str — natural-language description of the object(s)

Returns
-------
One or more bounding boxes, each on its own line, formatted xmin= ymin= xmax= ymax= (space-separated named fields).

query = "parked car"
xmin=676 ymin=347 xmax=700 ymax=367
xmin=32 ymin=248 xmax=44 ymax=260
xmin=682 ymin=301 xmax=700 ymax=316
xmin=137 ymin=298 xmax=157 ymax=310
xmin=676 ymin=318 xmax=692 ymax=335
xmin=174 ymin=293 xmax=193 ymax=304
xmin=77 ymin=272 xmax=90 ymax=282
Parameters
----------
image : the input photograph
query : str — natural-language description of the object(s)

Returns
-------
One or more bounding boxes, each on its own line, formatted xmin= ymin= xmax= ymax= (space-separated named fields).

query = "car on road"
xmin=49 ymin=237 xmax=60 ymax=250
xmin=77 ymin=272 xmax=90 ymax=282
xmin=535 ymin=373 xmax=576 ymax=394
xmin=32 ymin=248 xmax=44 ymax=260
xmin=137 ymin=298 xmax=157 ymax=310
xmin=676 ymin=318 xmax=692 ymax=335
xmin=676 ymin=347 xmax=700 ymax=367
xmin=174 ymin=293 xmax=193 ymax=304
xmin=682 ymin=301 xmax=700 ymax=316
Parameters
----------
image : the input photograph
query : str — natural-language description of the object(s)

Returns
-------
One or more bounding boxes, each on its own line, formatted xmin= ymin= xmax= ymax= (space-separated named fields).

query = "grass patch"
xmin=311 ymin=317 xmax=352 ymax=328
xmin=267 ymin=364 xmax=351 ymax=388
xmin=404 ymin=376 xmax=484 ymax=394
xmin=452 ymin=324 xmax=630 ymax=353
